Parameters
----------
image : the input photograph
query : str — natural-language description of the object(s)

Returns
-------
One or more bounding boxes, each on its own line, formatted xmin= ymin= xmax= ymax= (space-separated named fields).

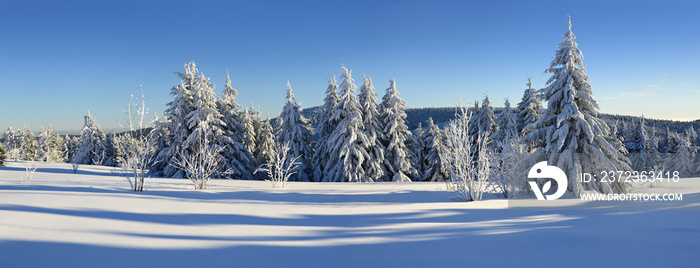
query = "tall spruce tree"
xmin=254 ymin=117 xmax=277 ymax=179
xmin=358 ymin=76 xmax=386 ymax=182
xmin=276 ymin=81 xmax=314 ymax=181
xmin=180 ymin=66 xmax=227 ymax=178
xmin=149 ymin=62 xmax=198 ymax=177
xmin=312 ymin=76 xmax=340 ymax=181
xmin=422 ymin=118 xmax=450 ymax=182
xmin=379 ymin=78 xmax=415 ymax=182
xmin=218 ymin=72 xmax=255 ymax=180
xmin=324 ymin=66 xmax=369 ymax=182
xmin=523 ymin=17 xmax=630 ymax=195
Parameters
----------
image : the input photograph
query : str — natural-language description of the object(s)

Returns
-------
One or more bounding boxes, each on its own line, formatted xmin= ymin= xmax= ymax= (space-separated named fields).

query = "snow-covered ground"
xmin=1 ymin=161 xmax=699 ymax=267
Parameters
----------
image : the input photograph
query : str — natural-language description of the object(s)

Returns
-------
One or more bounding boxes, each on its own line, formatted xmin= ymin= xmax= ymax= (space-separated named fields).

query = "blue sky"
xmin=1 ymin=0 xmax=698 ymax=134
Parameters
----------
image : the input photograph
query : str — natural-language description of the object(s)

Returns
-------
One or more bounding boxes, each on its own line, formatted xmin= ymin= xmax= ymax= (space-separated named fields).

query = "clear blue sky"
xmin=2 ymin=0 xmax=698 ymax=134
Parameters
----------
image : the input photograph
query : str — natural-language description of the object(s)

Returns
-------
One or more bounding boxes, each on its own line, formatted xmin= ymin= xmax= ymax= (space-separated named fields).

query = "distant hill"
xmin=301 ymin=106 xmax=700 ymax=139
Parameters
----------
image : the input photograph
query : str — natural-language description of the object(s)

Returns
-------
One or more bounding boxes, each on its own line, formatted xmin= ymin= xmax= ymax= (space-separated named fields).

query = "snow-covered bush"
xmin=114 ymin=92 xmax=155 ymax=191
xmin=172 ymin=131 xmax=224 ymax=190
xmin=490 ymin=136 xmax=528 ymax=198
xmin=22 ymin=159 xmax=38 ymax=182
xmin=255 ymin=142 xmax=302 ymax=188
xmin=441 ymin=102 xmax=491 ymax=201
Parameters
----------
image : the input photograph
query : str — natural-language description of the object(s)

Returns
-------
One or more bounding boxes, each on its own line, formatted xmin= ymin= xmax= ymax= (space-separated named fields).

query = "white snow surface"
xmin=1 ymin=161 xmax=699 ymax=267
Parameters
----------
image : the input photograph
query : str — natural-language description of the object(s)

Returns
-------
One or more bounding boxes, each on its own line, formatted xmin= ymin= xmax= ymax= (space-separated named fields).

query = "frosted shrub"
xmin=441 ymin=102 xmax=491 ymax=201
xmin=172 ymin=132 xmax=223 ymax=190
xmin=255 ymin=142 xmax=301 ymax=188
xmin=115 ymin=91 xmax=155 ymax=191
xmin=22 ymin=160 xmax=38 ymax=182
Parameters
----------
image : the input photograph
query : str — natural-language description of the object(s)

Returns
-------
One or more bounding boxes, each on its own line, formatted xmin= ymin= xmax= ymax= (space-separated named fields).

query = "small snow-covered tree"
xmin=255 ymin=142 xmax=302 ymax=188
xmin=474 ymin=95 xmax=498 ymax=138
xmin=491 ymin=99 xmax=518 ymax=144
xmin=665 ymin=136 xmax=697 ymax=178
xmin=73 ymin=111 xmax=107 ymax=165
xmin=423 ymin=118 xmax=450 ymax=182
xmin=241 ymin=107 xmax=259 ymax=157
xmin=358 ymin=75 xmax=386 ymax=182
xmin=522 ymin=17 xmax=630 ymax=196
xmin=19 ymin=126 xmax=38 ymax=161
xmin=63 ymin=135 xmax=80 ymax=172
xmin=38 ymin=126 xmax=65 ymax=163
xmin=101 ymin=133 xmax=118 ymax=167
xmin=626 ymin=117 xmax=655 ymax=171
xmin=411 ymin=122 xmax=426 ymax=181
xmin=516 ymin=76 xmax=542 ymax=133
xmin=254 ymin=117 xmax=277 ymax=179
xmin=312 ymin=75 xmax=340 ymax=181
xmin=324 ymin=66 xmax=370 ymax=182
xmin=218 ymin=72 xmax=255 ymax=180
xmin=276 ymin=81 xmax=314 ymax=181
xmin=0 ymin=142 xmax=6 ymax=166
xmin=379 ymin=78 xmax=416 ymax=182
xmin=2 ymin=127 xmax=20 ymax=160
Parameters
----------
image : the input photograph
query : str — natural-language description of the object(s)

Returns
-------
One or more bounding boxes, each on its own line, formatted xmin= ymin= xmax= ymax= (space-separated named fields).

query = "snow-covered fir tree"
xmin=19 ymin=126 xmax=38 ymax=161
xmin=422 ymin=118 xmax=450 ymax=182
xmin=516 ymin=76 xmax=542 ymax=133
xmin=625 ymin=117 xmax=655 ymax=171
xmin=324 ymin=66 xmax=370 ymax=182
xmin=38 ymin=126 xmax=65 ymax=163
xmin=241 ymin=107 xmax=259 ymax=157
xmin=411 ymin=122 xmax=426 ymax=181
xmin=312 ymin=75 xmax=340 ymax=181
xmin=2 ymin=127 xmax=20 ymax=160
xmin=149 ymin=62 xmax=198 ymax=177
xmin=254 ymin=117 xmax=277 ymax=179
xmin=63 ymin=135 xmax=80 ymax=163
xmin=658 ymin=128 xmax=680 ymax=154
xmin=180 ymin=65 xmax=228 ymax=178
xmin=100 ymin=133 xmax=118 ymax=167
xmin=491 ymin=99 xmax=518 ymax=143
xmin=379 ymin=78 xmax=416 ymax=182
xmin=73 ymin=111 xmax=107 ymax=165
xmin=474 ymin=95 xmax=498 ymax=138
xmin=523 ymin=17 xmax=630 ymax=195
xmin=665 ymin=135 xmax=697 ymax=177
xmin=276 ymin=81 xmax=314 ymax=181
xmin=218 ymin=72 xmax=255 ymax=180
xmin=0 ymin=142 xmax=6 ymax=166
xmin=358 ymin=76 xmax=386 ymax=182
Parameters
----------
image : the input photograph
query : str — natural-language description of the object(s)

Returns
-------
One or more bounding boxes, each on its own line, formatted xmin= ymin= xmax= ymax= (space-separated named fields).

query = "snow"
xmin=1 ymin=161 xmax=699 ymax=267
